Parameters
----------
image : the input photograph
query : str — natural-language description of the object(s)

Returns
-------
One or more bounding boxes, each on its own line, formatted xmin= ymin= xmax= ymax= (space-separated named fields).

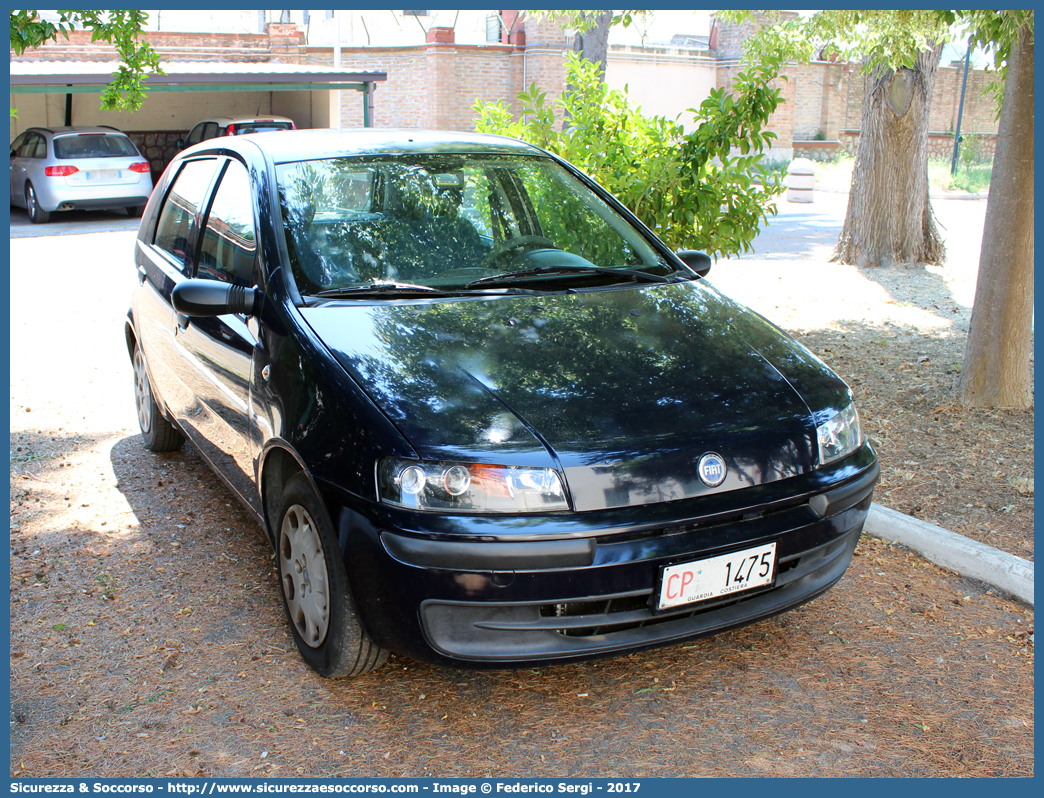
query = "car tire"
xmin=275 ymin=473 xmax=389 ymax=677
xmin=25 ymin=183 xmax=50 ymax=224
xmin=127 ymin=205 xmax=145 ymax=218
xmin=132 ymin=344 xmax=184 ymax=452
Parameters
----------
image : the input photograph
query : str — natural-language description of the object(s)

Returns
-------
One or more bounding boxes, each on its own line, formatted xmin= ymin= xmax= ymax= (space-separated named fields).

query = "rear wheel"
xmin=25 ymin=183 xmax=50 ymax=224
xmin=132 ymin=344 xmax=184 ymax=452
xmin=276 ymin=473 xmax=389 ymax=677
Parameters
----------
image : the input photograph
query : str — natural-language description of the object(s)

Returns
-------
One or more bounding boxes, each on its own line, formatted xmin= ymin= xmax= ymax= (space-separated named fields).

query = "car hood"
xmin=299 ymin=281 xmax=853 ymax=511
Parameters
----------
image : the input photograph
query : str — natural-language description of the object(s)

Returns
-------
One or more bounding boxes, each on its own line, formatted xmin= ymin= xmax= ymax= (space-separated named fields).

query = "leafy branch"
xmin=10 ymin=10 xmax=163 ymax=112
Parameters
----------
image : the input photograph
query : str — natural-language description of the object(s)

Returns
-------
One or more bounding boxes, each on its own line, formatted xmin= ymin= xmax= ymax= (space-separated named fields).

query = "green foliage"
xmin=9 ymin=10 xmax=162 ymax=112
xmin=722 ymin=10 xmax=954 ymax=74
xmin=730 ymin=9 xmax=1033 ymax=121
xmin=474 ymin=51 xmax=785 ymax=257
xmin=962 ymin=10 xmax=1034 ymax=115
xmin=928 ymin=158 xmax=992 ymax=195
xmin=959 ymin=133 xmax=990 ymax=168
xmin=531 ymin=10 xmax=650 ymax=34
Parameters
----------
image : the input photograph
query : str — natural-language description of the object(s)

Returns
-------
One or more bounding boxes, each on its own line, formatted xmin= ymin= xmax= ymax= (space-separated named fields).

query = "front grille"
xmin=537 ymin=558 xmax=800 ymax=638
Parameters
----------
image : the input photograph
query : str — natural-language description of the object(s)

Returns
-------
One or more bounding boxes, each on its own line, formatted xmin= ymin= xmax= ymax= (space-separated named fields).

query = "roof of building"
xmin=9 ymin=60 xmax=386 ymax=88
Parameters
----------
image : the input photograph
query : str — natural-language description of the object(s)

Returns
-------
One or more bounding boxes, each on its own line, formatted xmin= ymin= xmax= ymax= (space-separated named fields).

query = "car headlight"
xmin=378 ymin=458 xmax=570 ymax=513
xmin=817 ymin=402 xmax=863 ymax=465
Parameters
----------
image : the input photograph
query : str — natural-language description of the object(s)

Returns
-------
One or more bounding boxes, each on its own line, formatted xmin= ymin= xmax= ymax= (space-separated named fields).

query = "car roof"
xmin=196 ymin=115 xmax=295 ymax=126
xmin=192 ymin=128 xmax=547 ymax=165
xmin=28 ymin=126 xmax=129 ymax=137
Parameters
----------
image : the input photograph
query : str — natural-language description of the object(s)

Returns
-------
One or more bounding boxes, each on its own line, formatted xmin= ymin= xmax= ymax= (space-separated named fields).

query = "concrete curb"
xmin=864 ymin=503 xmax=1034 ymax=606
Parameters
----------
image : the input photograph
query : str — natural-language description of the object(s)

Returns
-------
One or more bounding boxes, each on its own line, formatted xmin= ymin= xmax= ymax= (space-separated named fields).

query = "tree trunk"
xmin=571 ymin=11 xmax=613 ymax=76
xmin=957 ymin=24 xmax=1034 ymax=408
xmin=833 ymin=46 xmax=945 ymax=268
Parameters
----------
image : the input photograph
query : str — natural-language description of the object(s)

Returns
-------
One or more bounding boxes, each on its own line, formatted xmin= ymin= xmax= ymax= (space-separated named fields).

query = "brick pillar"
xmin=266 ymin=22 xmax=304 ymax=62
xmin=426 ymin=27 xmax=455 ymax=44
xmin=426 ymin=36 xmax=457 ymax=130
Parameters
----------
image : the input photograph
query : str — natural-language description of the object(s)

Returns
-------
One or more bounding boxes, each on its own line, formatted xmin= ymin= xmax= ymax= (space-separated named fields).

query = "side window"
xmin=18 ymin=133 xmax=42 ymax=159
xmin=186 ymin=124 xmax=206 ymax=147
xmin=197 ymin=161 xmax=257 ymax=287
xmin=31 ymin=134 xmax=48 ymax=159
xmin=201 ymin=123 xmax=220 ymax=142
xmin=153 ymin=159 xmax=220 ymax=271
xmin=10 ymin=133 xmax=26 ymax=156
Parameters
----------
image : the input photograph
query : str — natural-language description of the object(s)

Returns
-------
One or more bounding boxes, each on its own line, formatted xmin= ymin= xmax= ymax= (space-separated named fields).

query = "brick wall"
xmin=24 ymin=24 xmax=303 ymax=63
xmin=304 ymin=14 xmax=569 ymax=133
xmin=305 ymin=44 xmax=529 ymax=131
xmin=792 ymin=141 xmax=843 ymax=161
xmin=839 ymin=129 xmax=996 ymax=160
xmin=840 ymin=63 xmax=1001 ymax=140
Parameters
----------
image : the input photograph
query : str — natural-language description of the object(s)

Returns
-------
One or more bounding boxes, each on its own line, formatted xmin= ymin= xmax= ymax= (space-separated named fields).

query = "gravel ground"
xmin=8 ymin=202 xmax=1034 ymax=778
xmin=711 ymin=193 xmax=1034 ymax=560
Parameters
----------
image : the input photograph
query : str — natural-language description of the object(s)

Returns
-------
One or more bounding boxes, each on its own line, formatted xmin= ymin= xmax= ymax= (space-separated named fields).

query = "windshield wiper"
xmin=314 ymin=282 xmax=451 ymax=298
xmin=312 ymin=282 xmax=564 ymax=299
xmin=466 ymin=265 xmax=677 ymax=288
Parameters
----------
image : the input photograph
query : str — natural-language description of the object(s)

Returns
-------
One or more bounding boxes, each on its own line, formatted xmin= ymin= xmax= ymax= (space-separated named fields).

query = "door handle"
xmin=137 ymin=266 xmax=147 ymax=285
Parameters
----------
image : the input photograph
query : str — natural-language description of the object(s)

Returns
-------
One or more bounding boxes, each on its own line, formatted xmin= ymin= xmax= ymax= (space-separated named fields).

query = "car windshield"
xmin=234 ymin=121 xmax=294 ymax=134
xmin=276 ymin=153 xmax=672 ymax=295
xmin=53 ymin=133 xmax=139 ymax=159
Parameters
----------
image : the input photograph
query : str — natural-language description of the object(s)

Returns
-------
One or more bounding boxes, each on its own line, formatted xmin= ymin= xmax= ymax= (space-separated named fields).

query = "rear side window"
xmin=53 ymin=133 xmax=139 ymax=159
xmin=18 ymin=133 xmax=45 ymax=159
xmin=154 ymin=159 xmax=220 ymax=271
xmin=186 ymin=124 xmax=206 ymax=146
xmin=197 ymin=161 xmax=257 ymax=287
xmin=232 ymin=121 xmax=294 ymax=135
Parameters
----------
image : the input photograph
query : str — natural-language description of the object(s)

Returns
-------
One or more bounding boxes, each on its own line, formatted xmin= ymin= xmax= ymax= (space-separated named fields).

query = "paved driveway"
xmin=9 ymin=204 xmax=142 ymax=239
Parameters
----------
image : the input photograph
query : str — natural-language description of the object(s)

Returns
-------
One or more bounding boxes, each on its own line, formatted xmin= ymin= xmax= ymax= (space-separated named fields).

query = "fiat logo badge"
xmin=697 ymin=452 xmax=727 ymax=487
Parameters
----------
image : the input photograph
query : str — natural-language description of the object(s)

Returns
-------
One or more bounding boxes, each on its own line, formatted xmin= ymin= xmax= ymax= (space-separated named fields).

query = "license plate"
xmin=658 ymin=542 xmax=777 ymax=611
xmin=85 ymin=170 xmax=122 ymax=181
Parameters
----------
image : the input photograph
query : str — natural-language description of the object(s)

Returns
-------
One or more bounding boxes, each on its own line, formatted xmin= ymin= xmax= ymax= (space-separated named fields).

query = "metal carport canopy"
xmin=9 ymin=61 xmax=388 ymax=127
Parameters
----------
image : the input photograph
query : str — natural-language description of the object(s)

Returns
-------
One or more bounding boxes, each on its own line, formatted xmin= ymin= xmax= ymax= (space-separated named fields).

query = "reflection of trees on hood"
xmin=352 ymin=285 xmax=797 ymax=446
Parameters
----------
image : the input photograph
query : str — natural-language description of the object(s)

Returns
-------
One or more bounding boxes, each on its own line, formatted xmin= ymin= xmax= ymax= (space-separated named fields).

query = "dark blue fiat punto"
xmin=127 ymin=129 xmax=878 ymax=677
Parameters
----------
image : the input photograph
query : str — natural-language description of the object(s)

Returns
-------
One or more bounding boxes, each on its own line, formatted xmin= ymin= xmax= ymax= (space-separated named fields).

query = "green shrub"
xmin=474 ymin=51 xmax=786 ymax=258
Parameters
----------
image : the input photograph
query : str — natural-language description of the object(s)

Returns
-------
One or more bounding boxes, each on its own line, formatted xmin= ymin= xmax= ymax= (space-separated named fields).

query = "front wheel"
xmin=132 ymin=344 xmax=184 ymax=452
xmin=275 ymin=473 xmax=389 ymax=677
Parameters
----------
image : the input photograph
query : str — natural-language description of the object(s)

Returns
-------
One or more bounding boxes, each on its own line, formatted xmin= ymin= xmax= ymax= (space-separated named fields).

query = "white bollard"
xmin=785 ymin=158 xmax=815 ymax=203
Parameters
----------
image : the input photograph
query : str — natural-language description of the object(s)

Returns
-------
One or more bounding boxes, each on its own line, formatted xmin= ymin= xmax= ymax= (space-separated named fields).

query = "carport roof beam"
xmin=10 ymin=61 xmax=387 ymax=127
xmin=9 ymin=62 xmax=386 ymax=89
xmin=11 ymin=82 xmax=375 ymax=94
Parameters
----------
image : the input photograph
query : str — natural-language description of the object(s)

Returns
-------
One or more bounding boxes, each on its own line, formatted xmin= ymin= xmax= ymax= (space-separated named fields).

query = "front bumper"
xmin=330 ymin=446 xmax=878 ymax=667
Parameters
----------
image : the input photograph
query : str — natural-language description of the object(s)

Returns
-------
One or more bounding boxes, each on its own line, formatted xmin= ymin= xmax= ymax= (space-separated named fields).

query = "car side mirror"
xmin=174 ymin=139 xmax=185 ymax=150
xmin=675 ymin=250 xmax=712 ymax=278
xmin=172 ymin=279 xmax=261 ymax=317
